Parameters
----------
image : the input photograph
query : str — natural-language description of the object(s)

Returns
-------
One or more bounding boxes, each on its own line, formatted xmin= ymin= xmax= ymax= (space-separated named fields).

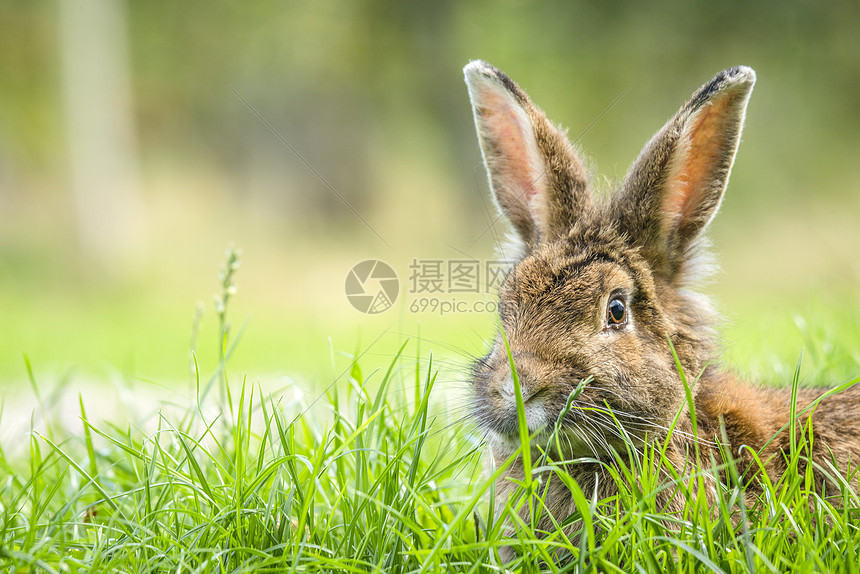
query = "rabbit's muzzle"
xmin=473 ymin=352 xmax=594 ymax=447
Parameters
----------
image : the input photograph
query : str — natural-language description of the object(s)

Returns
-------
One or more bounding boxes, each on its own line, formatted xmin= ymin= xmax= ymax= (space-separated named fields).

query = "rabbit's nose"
xmin=497 ymin=371 xmax=543 ymax=404
xmin=498 ymin=373 xmax=516 ymax=399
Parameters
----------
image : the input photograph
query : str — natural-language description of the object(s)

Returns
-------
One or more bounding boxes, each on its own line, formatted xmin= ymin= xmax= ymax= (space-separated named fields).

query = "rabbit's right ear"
xmin=464 ymin=61 xmax=592 ymax=251
xmin=613 ymin=67 xmax=756 ymax=279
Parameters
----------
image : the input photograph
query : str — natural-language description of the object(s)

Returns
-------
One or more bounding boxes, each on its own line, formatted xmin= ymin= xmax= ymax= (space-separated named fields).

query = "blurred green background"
xmin=1 ymin=1 xmax=859 ymax=405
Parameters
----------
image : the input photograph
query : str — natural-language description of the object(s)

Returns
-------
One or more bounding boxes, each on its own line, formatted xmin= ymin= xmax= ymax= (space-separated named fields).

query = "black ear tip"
xmin=722 ymin=65 xmax=756 ymax=85
xmin=691 ymin=66 xmax=756 ymax=108
xmin=709 ymin=66 xmax=756 ymax=92
xmin=464 ymin=60 xmax=526 ymax=106
xmin=464 ymin=60 xmax=497 ymax=82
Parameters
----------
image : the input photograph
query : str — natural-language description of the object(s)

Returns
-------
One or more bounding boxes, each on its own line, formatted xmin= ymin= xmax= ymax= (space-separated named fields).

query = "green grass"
xmin=3 ymin=253 xmax=860 ymax=572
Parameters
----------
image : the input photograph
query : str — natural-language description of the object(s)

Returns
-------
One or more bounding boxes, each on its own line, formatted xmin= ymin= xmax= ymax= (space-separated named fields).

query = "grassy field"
xmin=2 ymin=249 xmax=860 ymax=572
xmin=3 ymin=2 xmax=860 ymax=571
xmin=2 ymin=164 xmax=858 ymax=574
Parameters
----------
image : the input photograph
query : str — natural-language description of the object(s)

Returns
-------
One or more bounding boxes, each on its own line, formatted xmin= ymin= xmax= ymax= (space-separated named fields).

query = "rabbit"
xmin=463 ymin=60 xmax=860 ymax=539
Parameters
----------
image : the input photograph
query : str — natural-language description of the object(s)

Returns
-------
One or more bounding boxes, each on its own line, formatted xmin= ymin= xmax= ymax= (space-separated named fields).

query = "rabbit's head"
xmin=465 ymin=61 xmax=755 ymax=457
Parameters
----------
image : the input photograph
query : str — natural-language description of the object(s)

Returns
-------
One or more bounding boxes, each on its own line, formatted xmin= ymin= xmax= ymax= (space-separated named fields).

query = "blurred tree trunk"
xmin=58 ymin=0 xmax=145 ymax=269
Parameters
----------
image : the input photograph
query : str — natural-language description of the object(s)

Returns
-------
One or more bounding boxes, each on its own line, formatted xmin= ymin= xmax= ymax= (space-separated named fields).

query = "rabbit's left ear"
xmin=464 ymin=61 xmax=592 ymax=251
xmin=614 ymin=66 xmax=756 ymax=277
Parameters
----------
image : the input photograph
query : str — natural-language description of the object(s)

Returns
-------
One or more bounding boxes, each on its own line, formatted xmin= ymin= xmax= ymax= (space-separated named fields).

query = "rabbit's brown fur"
xmin=464 ymin=60 xmax=860 ymax=532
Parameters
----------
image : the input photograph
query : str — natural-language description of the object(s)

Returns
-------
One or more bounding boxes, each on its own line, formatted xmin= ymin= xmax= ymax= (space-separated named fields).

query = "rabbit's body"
xmin=697 ymin=375 xmax=860 ymax=495
xmin=463 ymin=60 xmax=860 ymax=532
xmin=495 ymin=376 xmax=860 ymax=532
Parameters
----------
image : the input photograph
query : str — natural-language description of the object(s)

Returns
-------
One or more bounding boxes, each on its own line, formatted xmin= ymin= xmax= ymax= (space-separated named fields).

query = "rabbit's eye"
xmin=607 ymin=297 xmax=627 ymax=327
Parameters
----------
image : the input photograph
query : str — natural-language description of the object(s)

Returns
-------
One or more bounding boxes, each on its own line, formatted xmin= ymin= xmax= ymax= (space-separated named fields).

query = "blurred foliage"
xmin=0 ymin=0 xmax=858 ymax=390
